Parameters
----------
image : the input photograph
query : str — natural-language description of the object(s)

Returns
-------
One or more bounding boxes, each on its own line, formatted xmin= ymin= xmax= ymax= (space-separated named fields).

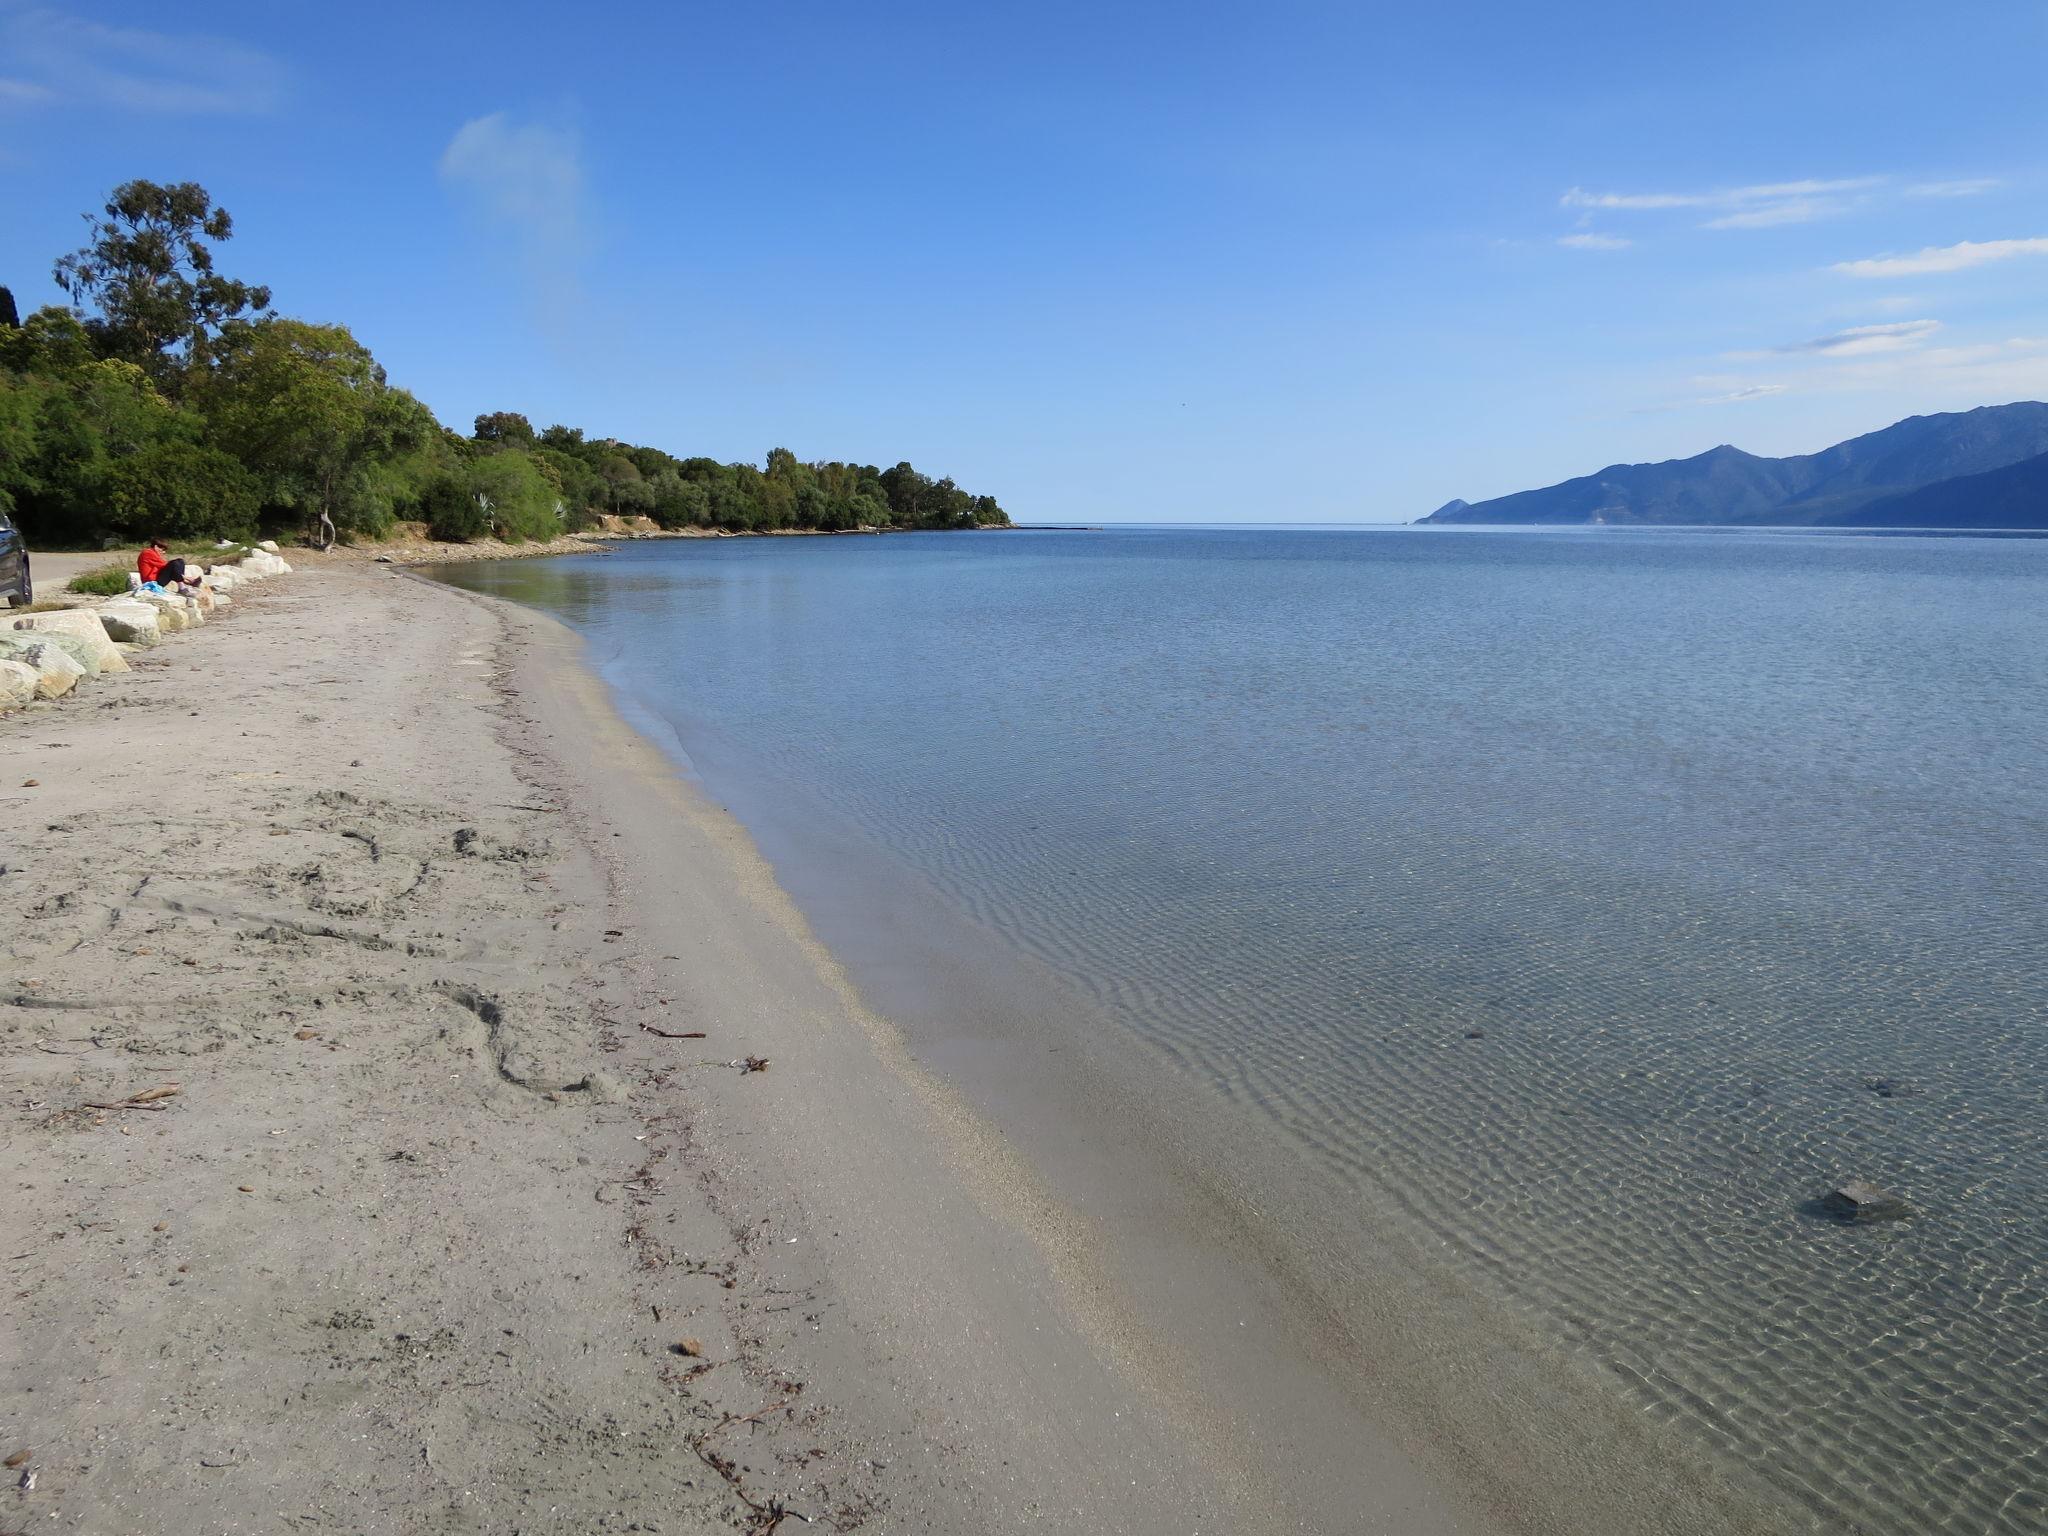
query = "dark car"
xmin=0 ymin=508 xmax=29 ymax=608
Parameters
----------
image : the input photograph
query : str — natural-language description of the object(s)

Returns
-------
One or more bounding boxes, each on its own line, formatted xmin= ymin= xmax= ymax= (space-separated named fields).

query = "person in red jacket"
xmin=137 ymin=539 xmax=200 ymax=592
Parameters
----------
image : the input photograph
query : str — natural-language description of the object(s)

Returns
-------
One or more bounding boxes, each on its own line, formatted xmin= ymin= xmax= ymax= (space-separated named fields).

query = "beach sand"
xmin=1 ymin=557 xmax=1500 ymax=1533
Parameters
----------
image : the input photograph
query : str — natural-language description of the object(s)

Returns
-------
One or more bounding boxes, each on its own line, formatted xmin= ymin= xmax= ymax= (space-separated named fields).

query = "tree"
xmin=53 ymin=181 xmax=270 ymax=386
xmin=0 ymin=376 xmax=42 ymax=521
xmin=420 ymin=472 xmax=489 ymax=542
xmin=535 ymin=446 xmax=605 ymax=527
xmin=0 ymin=307 xmax=97 ymax=375
xmin=196 ymin=319 xmax=424 ymax=543
xmin=0 ymin=354 xmax=193 ymax=543
xmin=648 ymin=474 xmax=711 ymax=529
xmin=465 ymin=451 xmax=560 ymax=541
xmin=0 ymin=287 xmax=18 ymax=329
xmin=880 ymin=461 xmax=932 ymax=522
xmin=474 ymin=411 xmax=536 ymax=447
xmin=595 ymin=453 xmax=646 ymax=513
xmin=104 ymin=439 xmax=260 ymax=540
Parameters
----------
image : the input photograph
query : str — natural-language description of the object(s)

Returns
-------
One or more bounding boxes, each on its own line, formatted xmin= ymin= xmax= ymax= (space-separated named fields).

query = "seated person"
xmin=137 ymin=539 xmax=203 ymax=594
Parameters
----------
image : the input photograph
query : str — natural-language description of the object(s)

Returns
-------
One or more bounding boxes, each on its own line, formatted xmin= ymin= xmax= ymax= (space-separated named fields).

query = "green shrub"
xmin=68 ymin=564 xmax=132 ymax=595
xmin=420 ymin=473 xmax=488 ymax=542
xmin=466 ymin=452 xmax=559 ymax=542
xmin=104 ymin=439 xmax=260 ymax=541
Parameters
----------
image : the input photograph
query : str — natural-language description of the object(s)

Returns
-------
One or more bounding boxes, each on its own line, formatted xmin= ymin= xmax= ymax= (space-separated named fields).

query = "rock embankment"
xmin=1 ymin=544 xmax=294 ymax=710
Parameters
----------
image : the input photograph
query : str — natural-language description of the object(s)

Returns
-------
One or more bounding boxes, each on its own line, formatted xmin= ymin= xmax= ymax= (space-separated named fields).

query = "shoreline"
xmin=4 ymin=548 xmax=1824 ymax=1533
xmin=2 ymin=557 xmax=1462 ymax=1532
xmin=450 ymin=570 xmax=1493 ymax=1534
xmin=443 ymin=545 xmax=1816 ymax=1536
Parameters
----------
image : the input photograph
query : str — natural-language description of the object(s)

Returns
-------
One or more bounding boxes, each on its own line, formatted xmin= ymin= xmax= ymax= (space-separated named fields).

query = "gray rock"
xmin=1820 ymin=1180 xmax=1910 ymax=1222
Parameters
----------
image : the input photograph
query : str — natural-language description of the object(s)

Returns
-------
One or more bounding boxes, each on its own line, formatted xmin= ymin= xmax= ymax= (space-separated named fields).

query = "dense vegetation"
xmin=0 ymin=180 xmax=1010 ymax=547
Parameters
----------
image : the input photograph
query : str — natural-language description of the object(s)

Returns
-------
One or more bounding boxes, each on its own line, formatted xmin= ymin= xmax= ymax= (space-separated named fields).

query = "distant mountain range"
xmin=1421 ymin=403 xmax=2048 ymax=528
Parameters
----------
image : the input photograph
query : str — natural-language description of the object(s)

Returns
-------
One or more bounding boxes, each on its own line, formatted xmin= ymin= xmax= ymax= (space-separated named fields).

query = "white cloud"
xmin=1558 ymin=232 xmax=1631 ymax=251
xmin=1906 ymin=178 xmax=2001 ymax=198
xmin=442 ymin=114 xmax=585 ymax=236
xmin=0 ymin=8 xmax=284 ymax=113
xmin=440 ymin=113 xmax=592 ymax=333
xmin=1832 ymin=237 xmax=2048 ymax=277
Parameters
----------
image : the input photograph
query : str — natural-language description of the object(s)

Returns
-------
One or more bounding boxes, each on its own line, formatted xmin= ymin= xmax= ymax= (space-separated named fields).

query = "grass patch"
xmin=67 ymin=565 xmax=133 ymax=596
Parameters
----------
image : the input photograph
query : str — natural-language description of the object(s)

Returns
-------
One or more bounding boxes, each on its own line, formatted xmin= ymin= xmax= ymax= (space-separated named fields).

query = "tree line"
xmin=0 ymin=180 xmax=1011 ymax=548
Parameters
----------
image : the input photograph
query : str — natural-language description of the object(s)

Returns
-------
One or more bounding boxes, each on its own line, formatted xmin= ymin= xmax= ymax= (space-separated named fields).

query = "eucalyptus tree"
xmin=53 ymin=180 xmax=271 ymax=388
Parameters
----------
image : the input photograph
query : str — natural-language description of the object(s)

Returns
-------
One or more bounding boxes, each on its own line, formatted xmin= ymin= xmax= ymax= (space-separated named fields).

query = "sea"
xmin=435 ymin=525 xmax=2048 ymax=1533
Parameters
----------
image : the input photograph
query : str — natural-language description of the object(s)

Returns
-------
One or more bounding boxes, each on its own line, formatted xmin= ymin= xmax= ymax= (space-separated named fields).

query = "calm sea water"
xmin=440 ymin=527 xmax=2048 ymax=1532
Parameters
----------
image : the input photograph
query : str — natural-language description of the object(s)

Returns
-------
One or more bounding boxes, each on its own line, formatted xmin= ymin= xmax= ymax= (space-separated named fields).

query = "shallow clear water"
xmin=440 ymin=527 xmax=2048 ymax=1531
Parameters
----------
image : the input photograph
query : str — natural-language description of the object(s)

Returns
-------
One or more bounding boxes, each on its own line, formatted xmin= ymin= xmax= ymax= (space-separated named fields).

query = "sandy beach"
xmin=2 ymin=554 xmax=1505 ymax=1534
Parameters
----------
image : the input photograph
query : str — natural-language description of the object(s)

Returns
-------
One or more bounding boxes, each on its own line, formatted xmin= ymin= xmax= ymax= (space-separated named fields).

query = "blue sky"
xmin=2 ymin=1 xmax=2044 ymax=523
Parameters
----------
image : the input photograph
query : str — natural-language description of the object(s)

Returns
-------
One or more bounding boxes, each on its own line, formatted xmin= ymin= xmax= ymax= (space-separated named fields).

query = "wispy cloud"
xmin=1558 ymin=232 xmax=1631 ymax=251
xmin=1906 ymin=178 xmax=2001 ymax=198
xmin=1833 ymin=237 xmax=2048 ymax=277
xmin=1704 ymin=198 xmax=1849 ymax=230
xmin=1700 ymin=383 xmax=1788 ymax=404
xmin=1720 ymin=319 xmax=1942 ymax=365
xmin=1788 ymin=336 xmax=2048 ymax=401
xmin=1563 ymin=177 xmax=1882 ymax=218
xmin=0 ymin=8 xmax=285 ymax=114
xmin=1772 ymin=319 xmax=1942 ymax=356
xmin=440 ymin=113 xmax=592 ymax=336
xmin=1630 ymin=382 xmax=1789 ymax=414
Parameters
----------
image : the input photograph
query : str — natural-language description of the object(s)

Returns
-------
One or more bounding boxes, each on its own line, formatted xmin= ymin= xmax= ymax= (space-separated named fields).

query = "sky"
xmin=2 ymin=0 xmax=2045 ymax=524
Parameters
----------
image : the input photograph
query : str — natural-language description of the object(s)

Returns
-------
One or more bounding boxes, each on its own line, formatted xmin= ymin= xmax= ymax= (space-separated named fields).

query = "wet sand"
xmin=2 ymin=558 xmax=1499 ymax=1533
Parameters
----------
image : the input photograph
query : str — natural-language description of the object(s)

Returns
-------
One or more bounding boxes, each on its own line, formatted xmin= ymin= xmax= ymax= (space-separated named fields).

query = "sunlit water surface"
xmin=439 ymin=527 xmax=2048 ymax=1532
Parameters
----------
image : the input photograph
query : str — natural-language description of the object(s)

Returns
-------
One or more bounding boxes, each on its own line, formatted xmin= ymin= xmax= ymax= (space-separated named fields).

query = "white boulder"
xmin=0 ymin=658 xmax=37 ymax=709
xmin=96 ymin=601 xmax=163 ymax=646
xmin=10 ymin=608 xmax=130 ymax=673
xmin=1 ymin=629 xmax=102 ymax=679
xmin=0 ymin=636 xmax=86 ymax=698
xmin=142 ymin=596 xmax=192 ymax=632
xmin=257 ymin=539 xmax=280 ymax=554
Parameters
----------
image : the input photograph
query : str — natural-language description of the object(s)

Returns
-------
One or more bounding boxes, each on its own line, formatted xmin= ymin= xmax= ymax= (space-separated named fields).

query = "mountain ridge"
xmin=1422 ymin=403 xmax=2048 ymax=527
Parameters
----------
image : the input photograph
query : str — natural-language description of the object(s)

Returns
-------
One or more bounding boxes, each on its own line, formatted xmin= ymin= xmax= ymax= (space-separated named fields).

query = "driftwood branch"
xmin=80 ymin=1084 xmax=181 ymax=1111
xmin=638 ymin=1023 xmax=707 ymax=1040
